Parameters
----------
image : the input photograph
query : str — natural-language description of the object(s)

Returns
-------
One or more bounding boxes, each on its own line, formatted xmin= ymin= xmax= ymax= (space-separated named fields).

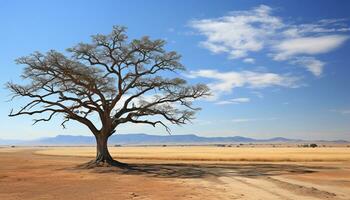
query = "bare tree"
xmin=7 ymin=26 xmax=209 ymax=167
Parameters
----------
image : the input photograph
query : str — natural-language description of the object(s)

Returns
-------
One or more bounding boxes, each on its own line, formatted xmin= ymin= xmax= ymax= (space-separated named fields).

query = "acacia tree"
xmin=7 ymin=26 xmax=209 ymax=166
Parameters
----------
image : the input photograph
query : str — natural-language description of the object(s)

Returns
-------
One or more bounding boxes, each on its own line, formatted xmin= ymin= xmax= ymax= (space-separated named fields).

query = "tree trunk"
xmin=95 ymin=134 xmax=113 ymax=163
xmin=92 ymin=134 xmax=126 ymax=167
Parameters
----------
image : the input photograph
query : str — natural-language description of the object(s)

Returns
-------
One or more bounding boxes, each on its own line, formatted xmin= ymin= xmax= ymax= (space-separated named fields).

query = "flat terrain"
xmin=35 ymin=146 xmax=350 ymax=162
xmin=1 ymin=147 xmax=350 ymax=200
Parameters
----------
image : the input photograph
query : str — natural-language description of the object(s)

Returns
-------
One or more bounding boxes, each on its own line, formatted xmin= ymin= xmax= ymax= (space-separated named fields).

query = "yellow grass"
xmin=34 ymin=146 xmax=350 ymax=162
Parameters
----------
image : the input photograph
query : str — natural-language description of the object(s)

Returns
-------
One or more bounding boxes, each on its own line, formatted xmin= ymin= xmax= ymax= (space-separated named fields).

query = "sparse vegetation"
xmin=34 ymin=146 xmax=350 ymax=162
xmin=310 ymin=143 xmax=318 ymax=148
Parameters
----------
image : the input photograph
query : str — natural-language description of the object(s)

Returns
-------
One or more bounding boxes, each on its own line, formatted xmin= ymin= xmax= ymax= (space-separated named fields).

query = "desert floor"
xmin=0 ymin=147 xmax=350 ymax=200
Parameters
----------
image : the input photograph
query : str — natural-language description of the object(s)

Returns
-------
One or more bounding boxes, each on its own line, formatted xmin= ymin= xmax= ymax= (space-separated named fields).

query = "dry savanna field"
xmin=1 ymin=145 xmax=350 ymax=200
xmin=34 ymin=146 xmax=350 ymax=162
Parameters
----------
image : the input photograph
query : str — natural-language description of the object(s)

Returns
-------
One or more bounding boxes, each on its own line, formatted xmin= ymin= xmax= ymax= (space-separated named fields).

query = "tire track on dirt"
xmin=216 ymin=176 xmax=291 ymax=200
xmin=264 ymin=176 xmax=342 ymax=200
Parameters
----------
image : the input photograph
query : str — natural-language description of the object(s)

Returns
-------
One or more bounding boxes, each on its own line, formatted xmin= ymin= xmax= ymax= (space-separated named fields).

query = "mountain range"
xmin=0 ymin=133 xmax=348 ymax=146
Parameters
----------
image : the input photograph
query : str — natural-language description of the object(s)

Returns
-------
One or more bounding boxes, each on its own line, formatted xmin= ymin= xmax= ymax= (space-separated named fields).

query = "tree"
xmin=7 ymin=26 xmax=209 ymax=167
xmin=310 ymin=143 xmax=318 ymax=148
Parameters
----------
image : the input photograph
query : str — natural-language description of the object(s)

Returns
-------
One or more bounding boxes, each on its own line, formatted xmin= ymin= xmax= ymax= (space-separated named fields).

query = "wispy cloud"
xmin=282 ymin=18 xmax=350 ymax=38
xmin=273 ymin=35 xmax=349 ymax=61
xmin=342 ymin=110 xmax=350 ymax=114
xmin=188 ymin=69 xmax=300 ymax=100
xmin=330 ymin=109 xmax=350 ymax=115
xmin=191 ymin=119 xmax=213 ymax=125
xmin=251 ymin=91 xmax=264 ymax=98
xmin=243 ymin=58 xmax=255 ymax=64
xmin=190 ymin=5 xmax=350 ymax=77
xmin=290 ymin=57 xmax=325 ymax=77
xmin=231 ymin=117 xmax=277 ymax=123
xmin=216 ymin=97 xmax=250 ymax=105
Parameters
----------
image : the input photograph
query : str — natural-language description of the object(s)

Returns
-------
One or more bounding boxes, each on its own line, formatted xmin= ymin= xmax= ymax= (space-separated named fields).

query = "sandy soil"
xmin=1 ymin=148 xmax=350 ymax=200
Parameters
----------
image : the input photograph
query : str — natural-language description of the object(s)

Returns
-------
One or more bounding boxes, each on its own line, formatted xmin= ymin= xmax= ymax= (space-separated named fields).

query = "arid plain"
xmin=1 ymin=146 xmax=350 ymax=200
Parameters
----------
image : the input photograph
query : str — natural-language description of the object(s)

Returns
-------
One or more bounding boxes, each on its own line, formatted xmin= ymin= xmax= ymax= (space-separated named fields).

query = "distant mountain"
xmin=1 ymin=133 xmax=346 ymax=146
xmin=37 ymin=135 xmax=95 ymax=145
xmin=266 ymin=137 xmax=303 ymax=142
xmin=0 ymin=139 xmax=22 ymax=145
xmin=31 ymin=134 xmax=263 ymax=145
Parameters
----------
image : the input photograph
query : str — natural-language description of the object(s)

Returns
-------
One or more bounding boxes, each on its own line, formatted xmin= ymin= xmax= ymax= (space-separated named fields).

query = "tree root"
xmin=78 ymin=158 xmax=129 ymax=169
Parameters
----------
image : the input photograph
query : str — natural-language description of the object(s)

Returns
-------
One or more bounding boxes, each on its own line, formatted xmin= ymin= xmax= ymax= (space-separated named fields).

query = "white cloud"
xmin=283 ymin=19 xmax=350 ymax=38
xmin=290 ymin=57 xmax=325 ymax=77
xmin=216 ymin=97 xmax=250 ymax=105
xmin=190 ymin=5 xmax=282 ymax=59
xmin=190 ymin=5 xmax=350 ymax=77
xmin=231 ymin=117 xmax=276 ymax=123
xmin=243 ymin=58 xmax=255 ymax=64
xmin=273 ymin=35 xmax=349 ymax=61
xmin=232 ymin=118 xmax=256 ymax=123
xmin=188 ymin=69 xmax=299 ymax=100
xmin=192 ymin=119 xmax=213 ymax=125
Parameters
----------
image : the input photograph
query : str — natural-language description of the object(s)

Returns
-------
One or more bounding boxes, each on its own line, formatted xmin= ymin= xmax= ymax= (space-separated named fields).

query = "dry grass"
xmin=34 ymin=146 xmax=350 ymax=162
xmin=0 ymin=147 xmax=32 ymax=153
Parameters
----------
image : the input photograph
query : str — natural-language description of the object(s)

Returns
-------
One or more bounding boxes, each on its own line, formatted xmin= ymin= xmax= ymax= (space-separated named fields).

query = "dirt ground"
xmin=0 ymin=148 xmax=350 ymax=200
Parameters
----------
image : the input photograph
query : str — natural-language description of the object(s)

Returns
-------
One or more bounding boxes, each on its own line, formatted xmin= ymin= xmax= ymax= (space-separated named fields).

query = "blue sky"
xmin=1 ymin=0 xmax=350 ymax=140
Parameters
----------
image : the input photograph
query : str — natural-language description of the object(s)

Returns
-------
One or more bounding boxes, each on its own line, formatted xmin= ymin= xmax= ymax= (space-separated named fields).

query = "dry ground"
xmin=35 ymin=146 xmax=350 ymax=162
xmin=0 ymin=147 xmax=350 ymax=200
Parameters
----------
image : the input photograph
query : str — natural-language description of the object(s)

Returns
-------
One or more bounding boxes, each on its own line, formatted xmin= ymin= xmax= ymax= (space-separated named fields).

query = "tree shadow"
xmin=77 ymin=163 xmax=335 ymax=179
